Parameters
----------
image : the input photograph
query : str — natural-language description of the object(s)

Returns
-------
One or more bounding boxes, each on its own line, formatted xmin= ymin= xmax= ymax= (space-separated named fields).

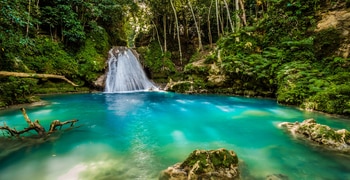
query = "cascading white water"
xmin=104 ymin=47 xmax=157 ymax=93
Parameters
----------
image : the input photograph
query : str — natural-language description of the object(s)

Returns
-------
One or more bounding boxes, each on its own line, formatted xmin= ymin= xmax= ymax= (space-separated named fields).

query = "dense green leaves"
xmin=0 ymin=77 xmax=39 ymax=106
xmin=138 ymin=41 xmax=175 ymax=75
xmin=0 ymin=0 xmax=135 ymax=107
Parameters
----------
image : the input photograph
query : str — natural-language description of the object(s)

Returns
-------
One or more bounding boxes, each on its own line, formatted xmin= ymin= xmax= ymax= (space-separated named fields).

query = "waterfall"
xmin=104 ymin=47 xmax=157 ymax=93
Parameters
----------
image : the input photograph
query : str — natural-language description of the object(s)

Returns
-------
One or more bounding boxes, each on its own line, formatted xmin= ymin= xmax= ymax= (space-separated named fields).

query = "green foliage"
xmin=76 ymin=39 xmax=106 ymax=83
xmin=276 ymin=61 xmax=318 ymax=105
xmin=210 ymin=0 xmax=350 ymax=115
xmin=170 ymin=82 xmax=192 ymax=93
xmin=259 ymin=0 xmax=319 ymax=45
xmin=87 ymin=22 xmax=110 ymax=54
xmin=275 ymin=58 xmax=350 ymax=114
xmin=23 ymin=37 xmax=78 ymax=76
xmin=0 ymin=77 xmax=39 ymax=107
xmin=217 ymin=31 xmax=261 ymax=56
xmin=139 ymin=41 xmax=175 ymax=74
xmin=314 ymin=28 xmax=342 ymax=59
xmin=204 ymin=52 xmax=216 ymax=64
xmin=34 ymin=81 xmax=90 ymax=94
xmin=304 ymin=73 xmax=350 ymax=114
xmin=184 ymin=64 xmax=210 ymax=75
xmin=218 ymin=51 xmax=278 ymax=93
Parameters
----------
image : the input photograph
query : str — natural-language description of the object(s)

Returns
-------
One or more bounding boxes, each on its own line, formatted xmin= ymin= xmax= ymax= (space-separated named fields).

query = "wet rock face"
xmin=279 ymin=118 xmax=350 ymax=153
xmin=159 ymin=148 xmax=240 ymax=180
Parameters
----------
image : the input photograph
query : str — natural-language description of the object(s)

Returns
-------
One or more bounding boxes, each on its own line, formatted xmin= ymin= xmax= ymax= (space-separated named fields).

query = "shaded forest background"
xmin=0 ymin=0 xmax=350 ymax=115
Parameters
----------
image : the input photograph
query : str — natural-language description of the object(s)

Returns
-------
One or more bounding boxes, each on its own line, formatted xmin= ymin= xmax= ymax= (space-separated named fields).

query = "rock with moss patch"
xmin=279 ymin=118 xmax=350 ymax=152
xmin=159 ymin=148 xmax=240 ymax=180
xmin=266 ymin=174 xmax=289 ymax=180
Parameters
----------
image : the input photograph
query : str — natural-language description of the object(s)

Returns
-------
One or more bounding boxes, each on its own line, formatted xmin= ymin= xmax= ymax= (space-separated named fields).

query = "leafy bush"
xmin=184 ymin=64 xmax=210 ymax=75
xmin=305 ymin=83 xmax=350 ymax=114
xmin=76 ymin=38 xmax=106 ymax=83
xmin=0 ymin=77 xmax=39 ymax=107
xmin=139 ymin=41 xmax=175 ymax=74
xmin=23 ymin=37 xmax=78 ymax=76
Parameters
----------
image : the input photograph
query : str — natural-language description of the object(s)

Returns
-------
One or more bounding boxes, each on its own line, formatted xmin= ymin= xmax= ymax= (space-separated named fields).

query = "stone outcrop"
xmin=159 ymin=148 xmax=240 ymax=180
xmin=316 ymin=9 xmax=350 ymax=58
xmin=93 ymin=74 xmax=106 ymax=90
xmin=279 ymin=119 xmax=350 ymax=152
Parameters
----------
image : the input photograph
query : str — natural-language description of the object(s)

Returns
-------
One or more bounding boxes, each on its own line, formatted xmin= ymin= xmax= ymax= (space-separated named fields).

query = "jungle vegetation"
xmin=0 ymin=0 xmax=349 ymax=115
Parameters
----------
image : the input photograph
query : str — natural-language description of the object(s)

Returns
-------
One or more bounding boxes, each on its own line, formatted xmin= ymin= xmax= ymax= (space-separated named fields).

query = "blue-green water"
xmin=0 ymin=92 xmax=349 ymax=180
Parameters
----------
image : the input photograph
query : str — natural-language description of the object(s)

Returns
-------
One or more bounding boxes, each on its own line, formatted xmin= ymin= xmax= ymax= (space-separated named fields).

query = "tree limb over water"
xmin=0 ymin=108 xmax=79 ymax=160
xmin=0 ymin=71 xmax=79 ymax=87
xmin=0 ymin=108 xmax=78 ymax=138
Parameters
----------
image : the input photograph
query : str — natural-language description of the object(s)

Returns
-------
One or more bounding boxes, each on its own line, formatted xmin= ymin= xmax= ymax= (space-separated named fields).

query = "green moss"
xmin=180 ymin=149 xmax=238 ymax=174
xmin=210 ymin=150 xmax=238 ymax=168
xmin=170 ymin=82 xmax=192 ymax=93
xmin=184 ymin=64 xmax=210 ymax=75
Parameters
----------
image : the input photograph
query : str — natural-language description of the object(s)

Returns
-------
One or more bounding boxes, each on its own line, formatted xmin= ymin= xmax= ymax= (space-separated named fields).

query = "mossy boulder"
xmin=279 ymin=119 xmax=350 ymax=152
xmin=159 ymin=148 xmax=240 ymax=180
xmin=165 ymin=80 xmax=193 ymax=93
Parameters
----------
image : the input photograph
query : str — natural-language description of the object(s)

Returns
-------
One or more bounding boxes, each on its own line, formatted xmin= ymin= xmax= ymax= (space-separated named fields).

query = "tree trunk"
xmin=152 ymin=21 xmax=163 ymax=53
xmin=239 ymin=0 xmax=247 ymax=26
xmin=215 ymin=0 xmax=221 ymax=38
xmin=223 ymin=0 xmax=234 ymax=32
xmin=26 ymin=0 xmax=31 ymax=37
xmin=170 ymin=0 xmax=183 ymax=65
xmin=235 ymin=0 xmax=240 ymax=41
xmin=188 ymin=0 xmax=203 ymax=51
xmin=235 ymin=0 xmax=240 ymax=32
xmin=219 ymin=2 xmax=225 ymax=35
xmin=0 ymin=71 xmax=79 ymax=86
xmin=208 ymin=0 xmax=214 ymax=47
xmin=163 ymin=15 xmax=167 ymax=52
xmin=36 ymin=0 xmax=40 ymax=31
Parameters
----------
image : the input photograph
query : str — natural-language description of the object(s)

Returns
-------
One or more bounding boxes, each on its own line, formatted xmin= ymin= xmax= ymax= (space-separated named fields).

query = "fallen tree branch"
xmin=20 ymin=108 xmax=46 ymax=136
xmin=0 ymin=71 xmax=79 ymax=87
xmin=0 ymin=108 xmax=79 ymax=138
xmin=0 ymin=123 xmax=20 ymax=137
xmin=48 ymin=119 xmax=78 ymax=134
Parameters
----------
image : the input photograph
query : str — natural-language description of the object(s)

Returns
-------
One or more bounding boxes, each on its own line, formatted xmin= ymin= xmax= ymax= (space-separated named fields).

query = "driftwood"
xmin=0 ymin=71 xmax=79 ymax=86
xmin=0 ymin=108 xmax=78 ymax=138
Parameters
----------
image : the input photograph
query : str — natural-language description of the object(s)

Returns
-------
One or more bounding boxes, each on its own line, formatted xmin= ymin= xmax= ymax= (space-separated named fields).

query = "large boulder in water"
xmin=159 ymin=148 xmax=240 ymax=180
xmin=279 ymin=118 xmax=350 ymax=152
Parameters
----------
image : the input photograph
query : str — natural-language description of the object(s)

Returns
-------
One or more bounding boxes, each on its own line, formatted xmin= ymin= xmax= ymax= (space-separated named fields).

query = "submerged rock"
xmin=159 ymin=148 xmax=240 ymax=180
xmin=279 ymin=118 xmax=350 ymax=152
xmin=266 ymin=174 xmax=289 ymax=180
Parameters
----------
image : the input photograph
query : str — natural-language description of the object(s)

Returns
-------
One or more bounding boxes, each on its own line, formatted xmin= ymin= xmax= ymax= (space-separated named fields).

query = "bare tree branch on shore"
xmin=0 ymin=71 xmax=79 ymax=87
